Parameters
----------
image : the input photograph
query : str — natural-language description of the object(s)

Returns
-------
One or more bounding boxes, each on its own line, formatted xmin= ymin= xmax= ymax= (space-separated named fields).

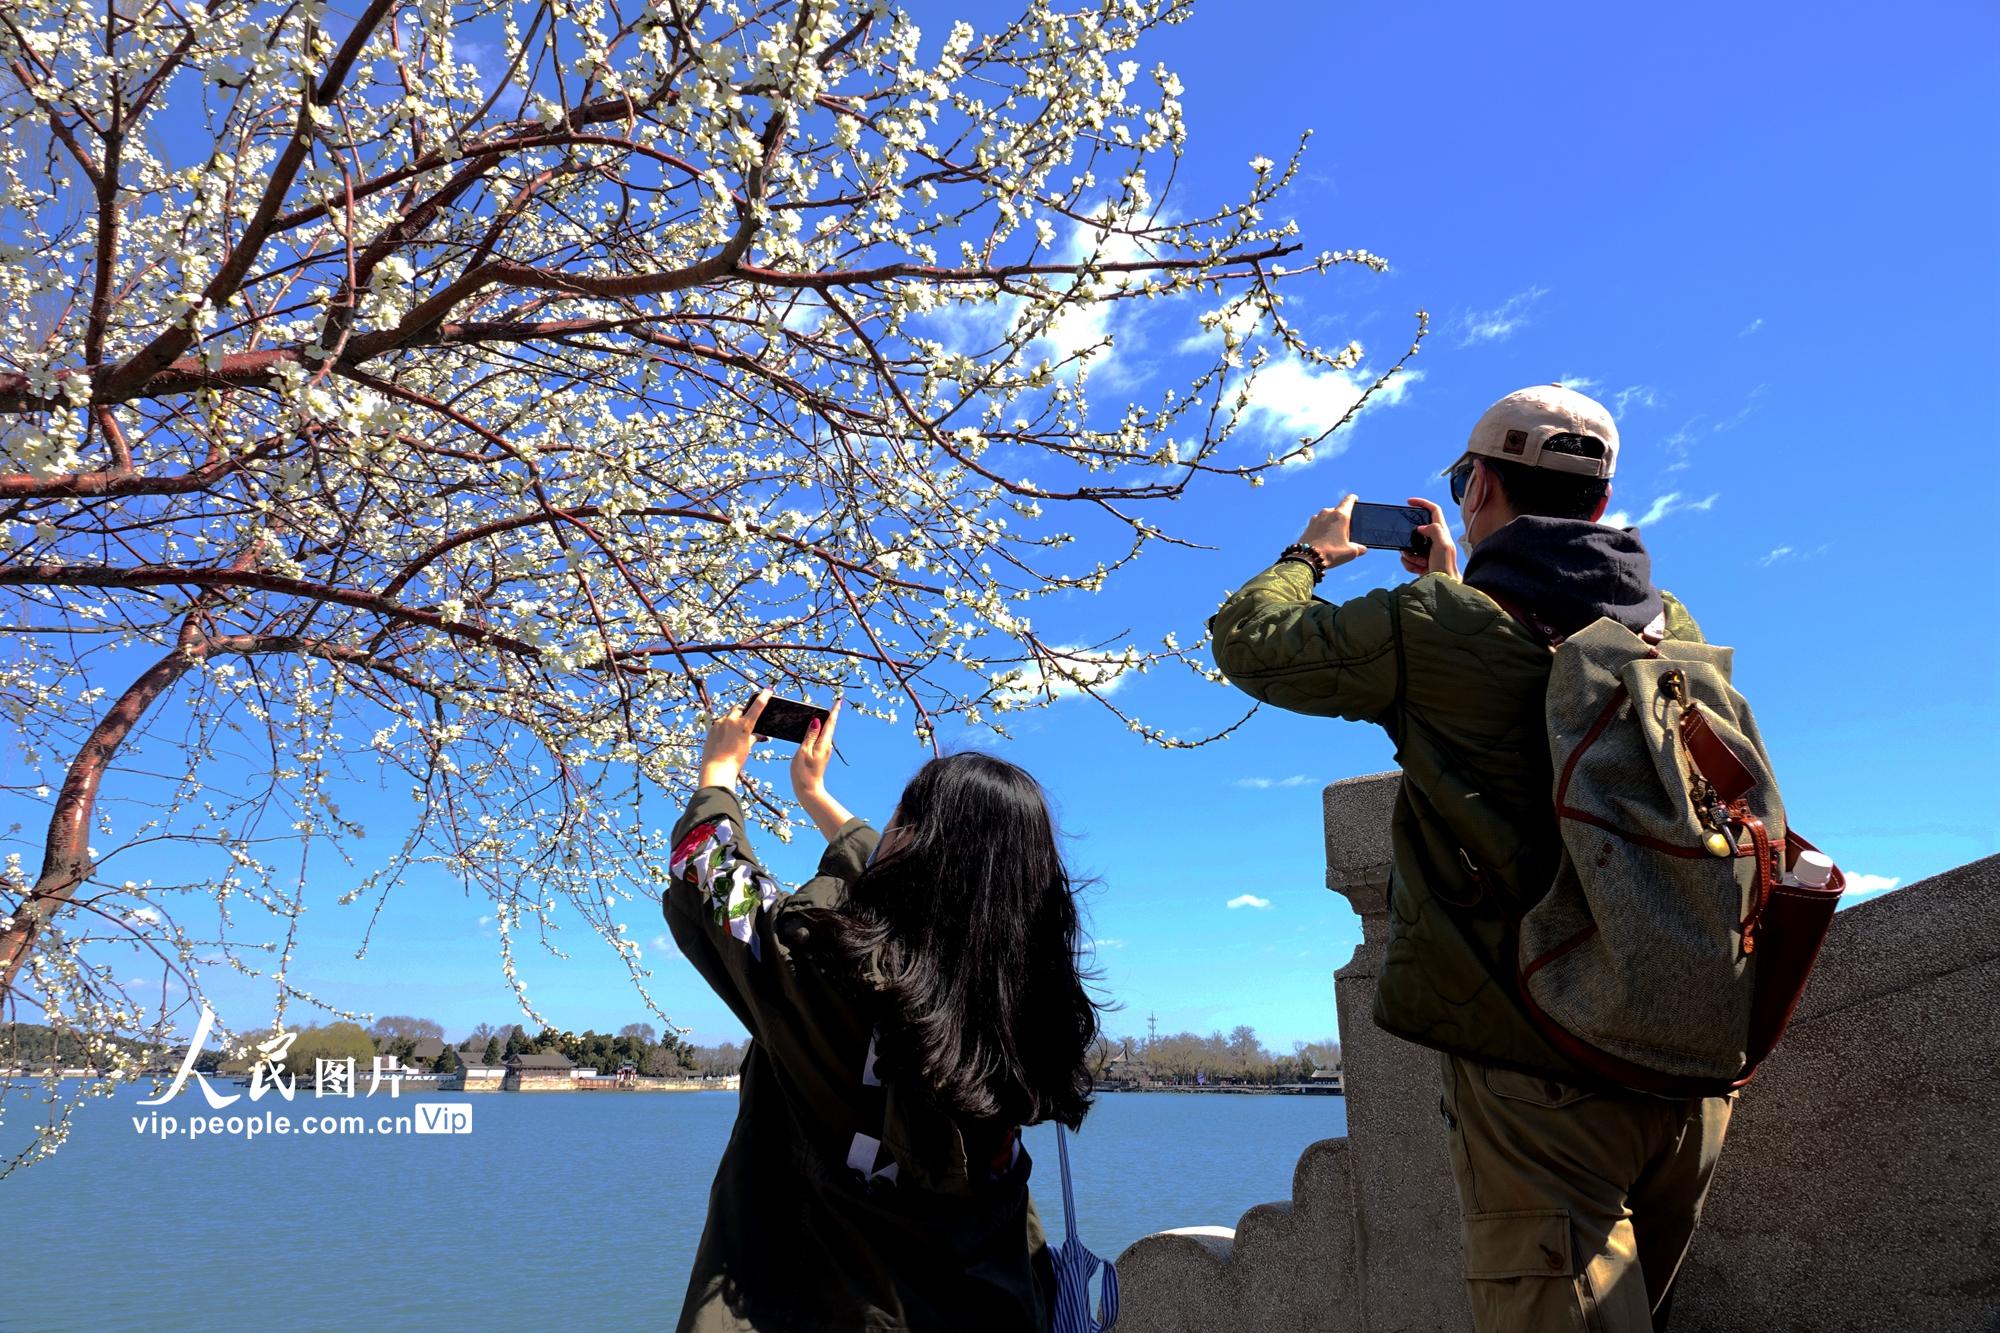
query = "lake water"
xmin=0 ymin=1085 xmax=1345 ymax=1332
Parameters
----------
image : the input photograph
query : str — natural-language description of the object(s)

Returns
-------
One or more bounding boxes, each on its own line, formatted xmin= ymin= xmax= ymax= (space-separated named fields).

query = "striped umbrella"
xmin=1050 ymin=1124 xmax=1119 ymax=1332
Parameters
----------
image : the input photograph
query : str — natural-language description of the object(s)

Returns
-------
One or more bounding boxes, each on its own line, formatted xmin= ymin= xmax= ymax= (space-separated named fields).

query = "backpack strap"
xmin=1478 ymin=587 xmax=1563 ymax=650
xmin=1482 ymin=587 xmax=1671 ymax=649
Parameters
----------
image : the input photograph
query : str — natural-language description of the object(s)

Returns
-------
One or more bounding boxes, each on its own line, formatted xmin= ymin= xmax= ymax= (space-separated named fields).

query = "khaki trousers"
xmin=1438 ymin=1053 xmax=1734 ymax=1333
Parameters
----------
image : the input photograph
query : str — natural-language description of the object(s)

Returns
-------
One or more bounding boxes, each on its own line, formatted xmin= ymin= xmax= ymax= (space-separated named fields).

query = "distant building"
xmin=1308 ymin=1066 xmax=1344 ymax=1092
xmin=502 ymin=1050 xmax=575 ymax=1092
xmin=1098 ymin=1041 xmax=1156 ymax=1090
xmin=456 ymin=1044 xmax=505 ymax=1092
xmin=405 ymin=1037 xmax=444 ymax=1068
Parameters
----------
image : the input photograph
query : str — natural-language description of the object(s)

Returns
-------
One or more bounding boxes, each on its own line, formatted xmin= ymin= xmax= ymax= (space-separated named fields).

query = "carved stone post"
xmin=1323 ymin=773 xmax=1473 ymax=1333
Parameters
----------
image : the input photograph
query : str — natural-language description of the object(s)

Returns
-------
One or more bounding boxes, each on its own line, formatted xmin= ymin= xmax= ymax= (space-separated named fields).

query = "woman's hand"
xmin=698 ymin=688 xmax=770 ymax=791
xmin=788 ymin=697 xmax=841 ymax=800
xmin=1400 ymin=496 xmax=1460 ymax=579
xmin=789 ymin=699 xmax=854 ymax=842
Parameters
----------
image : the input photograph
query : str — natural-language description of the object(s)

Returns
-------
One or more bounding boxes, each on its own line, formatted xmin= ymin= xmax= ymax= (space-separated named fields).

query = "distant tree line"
xmin=450 ymin=1019 xmax=696 ymax=1076
xmin=1091 ymin=1026 xmax=1342 ymax=1087
xmin=9 ymin=1015 xmax=1325 ymax=1091
xmin=3 ymin=1015 xmax=717 ymax=1081
xmin=9 ymin=1013 xmax=1327 ymax=1089
xmin=0 ymin=1022 xmax=190 ymax=1071
xmin=684 ymin=1042 xmax=745 ymax=1078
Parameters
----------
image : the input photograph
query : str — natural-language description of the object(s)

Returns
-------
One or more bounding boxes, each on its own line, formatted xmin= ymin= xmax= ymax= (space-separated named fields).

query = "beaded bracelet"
xmin=1277 ymin=542 xmax=1327 ymax=584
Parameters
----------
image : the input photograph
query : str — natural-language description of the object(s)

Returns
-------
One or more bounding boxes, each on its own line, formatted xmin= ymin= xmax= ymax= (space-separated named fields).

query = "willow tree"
xmin=0 ymin=0 xmax=1417 ymax=1165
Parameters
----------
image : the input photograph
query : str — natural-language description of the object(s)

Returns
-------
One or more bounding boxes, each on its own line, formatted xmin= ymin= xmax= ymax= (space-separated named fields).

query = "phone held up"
xmin=1348 ymin=502 xmax=1431 ymax=556
xmin=752 ymin=696 xmax=829 ymax=744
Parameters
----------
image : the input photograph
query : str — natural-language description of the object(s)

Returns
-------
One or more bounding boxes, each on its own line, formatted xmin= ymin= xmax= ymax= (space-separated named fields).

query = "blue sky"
xmin=16 ymin=0 xmax=1998 ymax=1053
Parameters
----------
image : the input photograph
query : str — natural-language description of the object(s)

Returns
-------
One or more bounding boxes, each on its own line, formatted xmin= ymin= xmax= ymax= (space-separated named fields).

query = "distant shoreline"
xmin=10 ymin=1073 xmax=1342 ymax=1099
xmin=1095 ymin=1084 xmax=1343 ymax=1097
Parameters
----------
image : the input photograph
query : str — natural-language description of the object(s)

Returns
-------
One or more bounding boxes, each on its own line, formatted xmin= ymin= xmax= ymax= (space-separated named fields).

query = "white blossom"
xmin=0 ymin=0 xmax=1414 ymax=1172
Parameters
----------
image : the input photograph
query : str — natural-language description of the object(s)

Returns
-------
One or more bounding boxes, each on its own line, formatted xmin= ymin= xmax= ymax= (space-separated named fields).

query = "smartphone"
xmin=752 ymin=696 xmax=829 ymax=743
xmin=1348 ymin=502 xmax=1432 ymax=556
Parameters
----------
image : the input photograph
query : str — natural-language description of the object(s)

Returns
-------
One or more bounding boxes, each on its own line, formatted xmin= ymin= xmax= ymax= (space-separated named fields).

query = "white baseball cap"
xmin=1463 ymin=383 xmax=1619 ymax=479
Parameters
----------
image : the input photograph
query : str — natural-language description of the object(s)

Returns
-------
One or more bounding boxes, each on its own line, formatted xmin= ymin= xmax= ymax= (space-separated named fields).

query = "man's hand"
xmin=698 ymin=688 xmax=770 ymax=790
xmin=789 ymin=698 xmax=854 ymax=842
xmin=1401 ymin=497 xmax=1460 ymax=579
xmin=1298 ymin=495 xmax=1369 ymax=571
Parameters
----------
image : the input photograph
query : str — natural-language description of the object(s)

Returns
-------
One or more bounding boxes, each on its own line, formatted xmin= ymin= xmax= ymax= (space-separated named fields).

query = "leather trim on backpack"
xmin=1550 ymin=682 xmax=1763 ymax=863
xmin=1519 ymin=922 xmax=1599 ymax=986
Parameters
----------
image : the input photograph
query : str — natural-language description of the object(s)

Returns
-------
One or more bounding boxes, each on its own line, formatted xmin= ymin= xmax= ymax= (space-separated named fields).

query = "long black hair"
xmin=821 ymin=752 xmax=1099 ymax=1130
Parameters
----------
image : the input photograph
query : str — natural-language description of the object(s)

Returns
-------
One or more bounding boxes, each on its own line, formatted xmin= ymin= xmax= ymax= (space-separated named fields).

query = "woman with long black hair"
xmin=665 ymin=688 xmax=1100 ymax=1331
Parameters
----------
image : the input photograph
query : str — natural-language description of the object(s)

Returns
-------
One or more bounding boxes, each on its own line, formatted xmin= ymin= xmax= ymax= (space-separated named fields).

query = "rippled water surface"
xmin=0 ymin=1084 xmax=1345 ymax=1331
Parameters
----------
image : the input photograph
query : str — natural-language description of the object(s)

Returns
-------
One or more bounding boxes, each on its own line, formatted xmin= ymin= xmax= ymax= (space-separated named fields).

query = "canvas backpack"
xmin=1512 ymin=615 xmax=1846 ymax=1096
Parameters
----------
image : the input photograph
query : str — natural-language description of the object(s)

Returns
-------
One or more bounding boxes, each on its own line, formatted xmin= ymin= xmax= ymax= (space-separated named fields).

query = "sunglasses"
xmin=1447 ymin=459 xmax=1476 ymax=505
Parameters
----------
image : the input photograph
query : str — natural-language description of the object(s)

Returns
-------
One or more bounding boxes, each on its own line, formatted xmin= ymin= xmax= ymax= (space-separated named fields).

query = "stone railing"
xmin=1112 ymin=772 xmax=2000 ymax=1332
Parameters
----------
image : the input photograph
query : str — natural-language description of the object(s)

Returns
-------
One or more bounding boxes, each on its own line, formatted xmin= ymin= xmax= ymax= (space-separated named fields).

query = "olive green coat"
xmin=666 ymin=786 xmax=1053 ymax=1332
xmin=1208 ymin=561 xmax=1704 ymax=1084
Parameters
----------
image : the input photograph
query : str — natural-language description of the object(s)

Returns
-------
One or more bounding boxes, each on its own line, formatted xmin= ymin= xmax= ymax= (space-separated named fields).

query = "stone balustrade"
xmin=1111 ymin=771 xmax=2000 ymax=1332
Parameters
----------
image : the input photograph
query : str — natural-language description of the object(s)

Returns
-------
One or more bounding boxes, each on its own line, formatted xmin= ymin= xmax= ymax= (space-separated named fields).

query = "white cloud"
xmin=477 ymin=914 xmax=492 ymax=926
xmin=1738 ymin=317 xmax=1764 ymax=337
xmin=1841 ymin=871 xmax=1905 ymax=907
xmin=1556 ymin=374 xmax=1602 ymax=395
xmin=1455 ymin=286 xmax=1548 ymax=346
xmin=1759 ymin=542 xmax=1828 ymax=567
xmin=1235 ymin=775 xmax=1312 ymax=789
xmin=1226 ymin=893 xmax=1273 ymax=910
xmin=1038 ymin=290 xmax=1118 ymax=373
xmin=1662 ymin=417 xmax=1704 ymax=451
xmin=776 ymin=289 xmax=829 ymax=335
xmin=1602 ymin=491 xmax=1719 ymax=530
xmin=1613 ymin=385 xmax=1660 ymax=415
xmin=1015 ymin=213 xmax=1154 ymax=381
xmin=915 ymin=299 xmax=1008 ymax=352
xmin=1092 ymin=938 xmax=1128 ymax=950
xmin=912 ymin=213 xmax=1150 ymax=378
xmin=1711 ymin=385 xmax=1766 ymax=434
xmin=1253 ymin=361 xmax=1423 ymax=466
xmin=1173 ymin=308 xmax=1422 ymax=466
xmin=991 ymin=645 xmax=1134 ymax=705
xmin=1656 ymin=415 xmax=1707 ymax=472
xmin=650 ymin=933 xmax=672 ymax=952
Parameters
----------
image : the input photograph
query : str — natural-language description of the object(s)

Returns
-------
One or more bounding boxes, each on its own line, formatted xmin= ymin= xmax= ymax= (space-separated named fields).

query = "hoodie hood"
xmin=1461 ymin=515 xmax=1663 ymax=641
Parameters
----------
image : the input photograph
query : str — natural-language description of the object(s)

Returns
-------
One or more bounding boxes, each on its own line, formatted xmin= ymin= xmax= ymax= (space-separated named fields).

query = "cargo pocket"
xmin=1463 ymin=1209 xmax=1574 ymax=1279
xmin=1483 ymin=1064 xmax=1597 ymax=1110
xmin=1462 ymin=1210 xmax=1598 ymax=1333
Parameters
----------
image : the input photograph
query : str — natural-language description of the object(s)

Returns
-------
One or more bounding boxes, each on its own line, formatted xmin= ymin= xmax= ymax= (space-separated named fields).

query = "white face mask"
xmin=1458 ymin=466 xmax=1487 ymax=546
xmin=868 ymin=820 xmax=910 ymax=867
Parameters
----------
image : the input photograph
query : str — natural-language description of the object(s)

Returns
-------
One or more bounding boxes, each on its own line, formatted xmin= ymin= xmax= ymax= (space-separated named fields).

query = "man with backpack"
xmin=1209 ymin=384 xmax=1737 ymax=1332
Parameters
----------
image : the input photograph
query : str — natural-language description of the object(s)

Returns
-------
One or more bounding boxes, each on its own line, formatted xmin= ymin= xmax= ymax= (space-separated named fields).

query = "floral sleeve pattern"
xmin=669 ymin=818 xmax=783 ymax=960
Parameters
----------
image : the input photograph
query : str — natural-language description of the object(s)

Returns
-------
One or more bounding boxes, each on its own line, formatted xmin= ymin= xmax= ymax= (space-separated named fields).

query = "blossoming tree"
xmin=0 ymin=0 xmax=1416 ymax=1164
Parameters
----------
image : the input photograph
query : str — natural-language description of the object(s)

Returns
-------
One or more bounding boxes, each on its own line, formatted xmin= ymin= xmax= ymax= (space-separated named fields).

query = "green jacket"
xmin=666 ymin=785 xmax=1053 ymax=1332
xmin=1208 ymin=559 xmax=1703 ymax=1084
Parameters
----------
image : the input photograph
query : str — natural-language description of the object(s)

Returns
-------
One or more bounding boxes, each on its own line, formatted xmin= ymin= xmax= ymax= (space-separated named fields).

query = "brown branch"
xmin=0 ymin=643 xmax=199 ymax=995
xmin=731 ymin=243 xmax=1300 ymax=290
xmin=380 ymin=502 xmax=944 ymax=602
xmin=0 ymin=563 xmax=541 ymax=655
xmin=100 ymin=0 xmax=400 ymax=398
xmin=827 ymin=563 xmax=937 ymax=757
